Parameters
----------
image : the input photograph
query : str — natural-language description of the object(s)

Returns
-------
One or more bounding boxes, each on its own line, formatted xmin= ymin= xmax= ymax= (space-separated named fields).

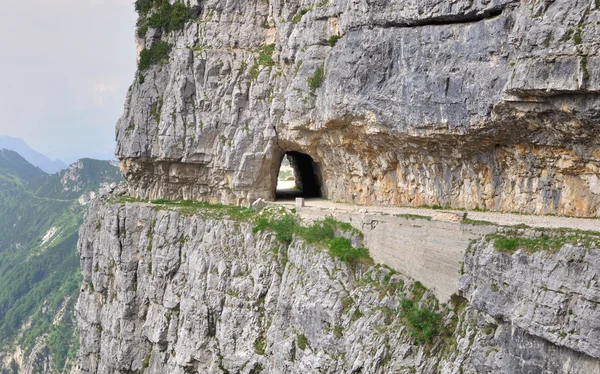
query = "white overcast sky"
xmin=0 ymin=0 xmax=137 ymax=164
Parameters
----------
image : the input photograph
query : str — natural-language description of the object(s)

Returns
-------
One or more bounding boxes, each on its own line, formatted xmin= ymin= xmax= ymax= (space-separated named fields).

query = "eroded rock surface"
xmin=76 ymin=199 xmax=445 ymax=373
xmin=117 ymin=0 xmax=600 ymax=216
xmin=76 ymin=197 xmax=600 ymax=373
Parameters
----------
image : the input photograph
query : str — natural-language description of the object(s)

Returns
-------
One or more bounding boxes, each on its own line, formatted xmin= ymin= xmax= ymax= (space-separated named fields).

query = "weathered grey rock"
xmin=453 ymin=238 xmax=600 ymax=372
xmin=251 ymin=198 xmax=267 ymax=210
xmin=76 ymin=199 xmax=600 ymax=373
xmin=76 ymin=199 xmax=447 ymax=373
xmin=116 ymin=0 xmax=600 ymax=216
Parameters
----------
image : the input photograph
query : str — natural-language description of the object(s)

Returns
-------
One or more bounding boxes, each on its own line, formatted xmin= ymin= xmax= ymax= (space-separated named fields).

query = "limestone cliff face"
xmin=75 ymin=197 xmax=600 ymax=373
xmin=77 ymin=199 xmax=445 ymax=373
xmin=117 ymin=0 xmax=600 ymax=216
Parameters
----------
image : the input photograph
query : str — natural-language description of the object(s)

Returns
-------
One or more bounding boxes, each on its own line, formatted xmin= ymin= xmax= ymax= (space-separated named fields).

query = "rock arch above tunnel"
xmin=115 ymin=0 xmax=600 ymax=216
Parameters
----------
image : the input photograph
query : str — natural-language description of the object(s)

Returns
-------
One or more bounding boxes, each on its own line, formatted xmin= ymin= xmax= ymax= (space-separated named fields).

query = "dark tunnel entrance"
xmin=275 ymin=151 xmax=323 ymax=200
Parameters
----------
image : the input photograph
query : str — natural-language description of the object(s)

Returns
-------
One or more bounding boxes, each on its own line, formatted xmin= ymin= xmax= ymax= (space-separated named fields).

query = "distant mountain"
xmin=0 ymin=151 xmax=122 ymax=373
xmin=0 ymin=149 xmax=46 ymax=181
xmin=0 ymin=136 xmax=67 ymax=174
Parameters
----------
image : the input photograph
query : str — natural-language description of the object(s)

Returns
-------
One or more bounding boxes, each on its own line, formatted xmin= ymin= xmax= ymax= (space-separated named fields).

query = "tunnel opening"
xmin=275 ymin=151 xmax=323 ymax=200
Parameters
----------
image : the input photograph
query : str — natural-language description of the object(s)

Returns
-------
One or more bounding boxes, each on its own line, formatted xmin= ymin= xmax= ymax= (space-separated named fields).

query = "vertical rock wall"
xmin=116 ymin=0 xmax=600 ymax=216
xmin=76 ymin=198 xmax=600 ymax=373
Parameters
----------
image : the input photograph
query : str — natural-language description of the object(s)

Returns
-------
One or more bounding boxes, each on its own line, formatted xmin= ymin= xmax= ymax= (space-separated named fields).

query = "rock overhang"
xmin=116 ymin=0 xmax=600 ymax=216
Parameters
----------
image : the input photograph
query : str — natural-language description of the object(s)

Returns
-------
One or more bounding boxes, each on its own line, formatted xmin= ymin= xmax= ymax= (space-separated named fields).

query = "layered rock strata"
xmin=117 ymin=0 xmax=600 ymax=216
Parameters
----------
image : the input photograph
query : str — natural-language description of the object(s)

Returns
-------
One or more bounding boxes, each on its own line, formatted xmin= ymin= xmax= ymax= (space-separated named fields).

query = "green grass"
xmin=461 ymin=218 xmax=495 ymax=226
xmin=256 ymin=44 xmax=275 ymax=67
xmin=254 ymin=337 xmax=266 ymax=355
xmin=488 ymin=228 xmax=600 ymax=254
xmin=150 ymin=199 xmax=256 ymax=221
xmin=333 ymin=325 xmax=343 ymax=338
xmin=253 ymin=215 xmax=371 ymax=266
xmin=328 ymin=238 xmax=370 ymax=266
xmin=253 ymin=215 xmax=298 ymax=244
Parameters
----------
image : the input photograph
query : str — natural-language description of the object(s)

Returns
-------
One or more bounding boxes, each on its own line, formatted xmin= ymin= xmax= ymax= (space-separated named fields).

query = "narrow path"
xmin=272 ymin=198 xmax=600 ymax=232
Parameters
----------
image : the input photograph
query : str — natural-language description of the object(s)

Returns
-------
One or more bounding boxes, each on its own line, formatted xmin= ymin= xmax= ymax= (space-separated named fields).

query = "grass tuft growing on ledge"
xmin=488 ymin=228 xmax=600 ymax=254
xmin=253 ymin=213 xmax=371 ymax=266
xmin=253 ymin=214 xmax=298 ymax=244
xmin=307 ymin=63 xmax=325 ymax=93
xmin=328 ymin=237 xmax=370 ymax=266
xmin=149 ymin=199 xmax=256 ymax=221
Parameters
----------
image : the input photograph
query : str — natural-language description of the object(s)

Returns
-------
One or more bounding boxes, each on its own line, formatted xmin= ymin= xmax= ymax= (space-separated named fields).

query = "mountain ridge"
xmin=0 ymin=150 xmax=122 ymax=373
xmin=0 ymin=136 xmax=66 ymax=174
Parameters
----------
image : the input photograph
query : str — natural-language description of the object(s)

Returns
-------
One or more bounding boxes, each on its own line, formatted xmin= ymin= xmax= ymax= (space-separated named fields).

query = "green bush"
xmin=136 ymin=1 xmax=190 ymax=38
xmin=148 ymin=1 xmax=190 ymax=32
xmin=254 ymin=215 xmax=371 ymax=265
xmin=137 ymin=19 xmax=149 ymax=39
xmin=249 ymin=44 xmax=276 ymax=81
xmin=400 ymin=298 xmax=443 ymax=344
xmin=307 ymin=64 xmax=324 ymax=92
xmin=138 ymin=41 xmax=172 ymax=71
xmin=254 ymin=337 xmax=266 ymax=355
xmin=296 ymin=334 xmax=308 ymax=350
xmin=135 ymin=0 xmax=164 ymax=15
xmin=257 ymin=44 xmax=275 ymax=67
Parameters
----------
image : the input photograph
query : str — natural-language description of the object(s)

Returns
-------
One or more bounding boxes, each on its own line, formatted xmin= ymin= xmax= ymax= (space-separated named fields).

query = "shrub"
xmin=254 ymin=337 xmax=266 ymax=355
xmin=135 ymin=0 xmax=163 ymax=15
xmin=333 ymin=325 xmax=343 ymax=338
xmin=257 ymin=44 xmax=275 ymax=67
xmin=400 ymin=298 xmax=442 ymax=344
xmin=296 ymin=334 xmax=308 ymax=350
xmin=137 ymin=1 xmax=190 ymax=38
xmin=138 ymin=41 xmax=172 ymax=71
xmin=328 ymin=34 xmax=342 ymax=47
xmin=307 ymin=64 xmax=324 ymax=93
xmin=136 ymin=19 xmax=149 ymax=39
xmin=291 ymin=8 xmax=310 ymax=24
xmin=249 ymin=44 xmax=275 ymax=81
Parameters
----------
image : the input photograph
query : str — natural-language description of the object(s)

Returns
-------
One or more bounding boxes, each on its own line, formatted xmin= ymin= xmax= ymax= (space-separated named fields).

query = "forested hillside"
xmin=0 ymin=149 xmax=122 ymax=373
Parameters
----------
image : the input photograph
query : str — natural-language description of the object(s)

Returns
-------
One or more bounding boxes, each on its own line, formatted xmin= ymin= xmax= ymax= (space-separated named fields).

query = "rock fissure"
xmin=376 ymin=7 xmax=508 ymax=30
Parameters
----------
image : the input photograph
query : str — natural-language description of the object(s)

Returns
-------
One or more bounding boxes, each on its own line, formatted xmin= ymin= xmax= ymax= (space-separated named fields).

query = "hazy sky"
xmin=0 ymin=0 xmax=137 ymax=164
